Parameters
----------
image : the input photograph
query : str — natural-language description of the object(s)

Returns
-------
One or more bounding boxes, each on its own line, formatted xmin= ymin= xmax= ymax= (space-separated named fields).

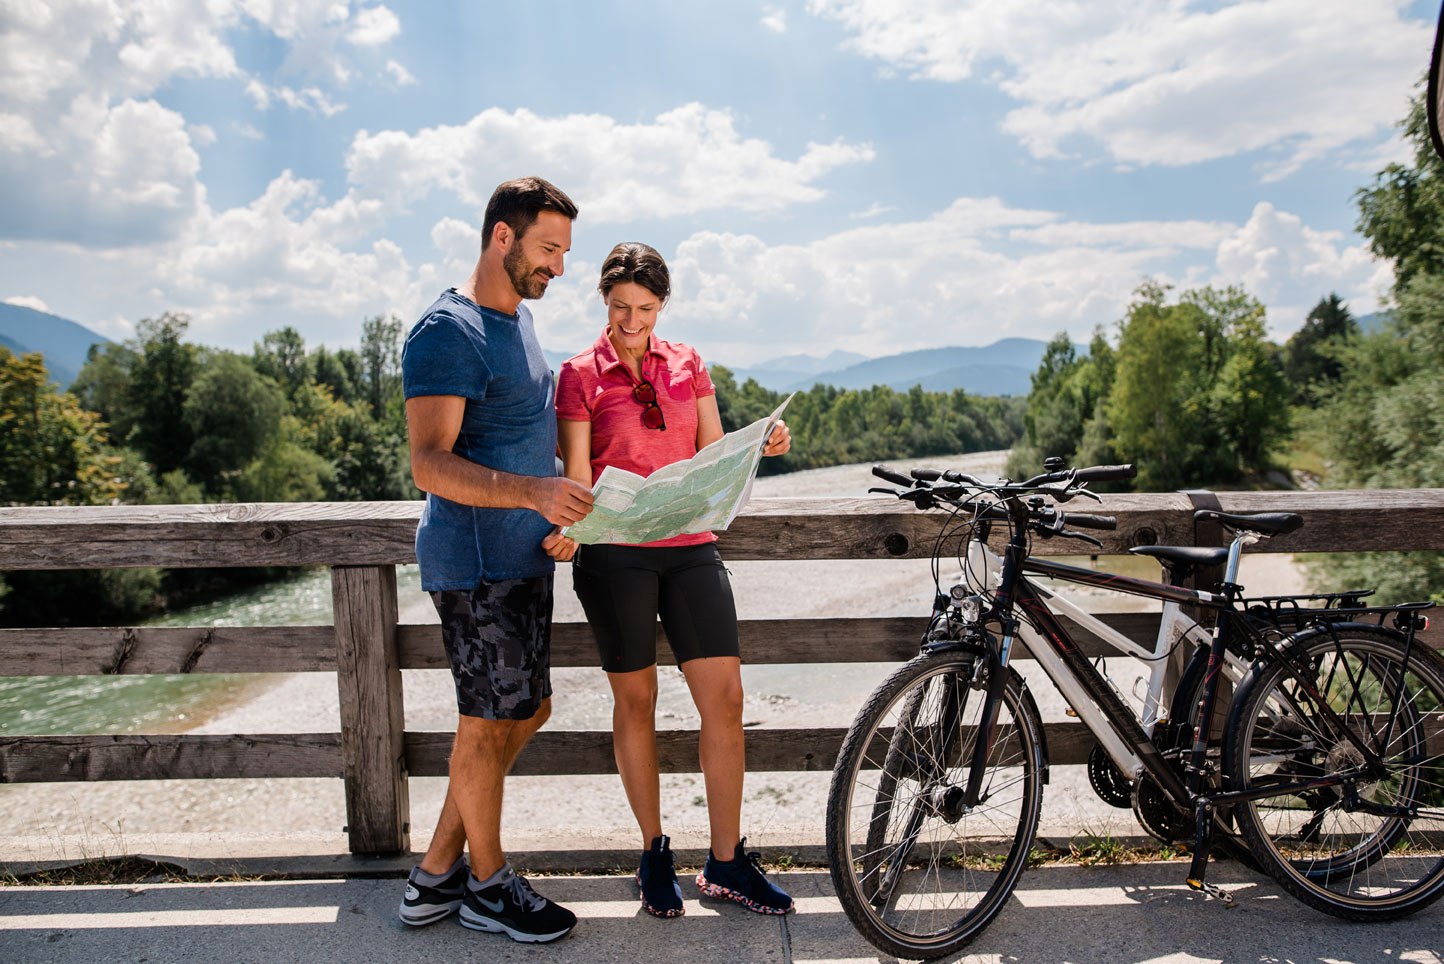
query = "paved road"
xmin=3 ymin=862 xmax=1441 ymax=963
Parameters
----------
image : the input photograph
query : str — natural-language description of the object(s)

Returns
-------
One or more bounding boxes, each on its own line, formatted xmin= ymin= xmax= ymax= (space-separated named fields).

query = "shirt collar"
xmin=592 ymin=326 xmax=664 ymax=375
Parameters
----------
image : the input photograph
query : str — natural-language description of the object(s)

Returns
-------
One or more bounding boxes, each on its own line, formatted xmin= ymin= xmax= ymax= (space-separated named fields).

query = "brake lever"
xmin=868 ymin=487 xmax=902 ymax=497
xmin=1059 ymin=528 xmax=1103 ymax=548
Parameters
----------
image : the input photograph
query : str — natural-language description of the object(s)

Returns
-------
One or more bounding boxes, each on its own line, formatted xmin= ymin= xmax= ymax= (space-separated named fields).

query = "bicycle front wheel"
xmin=1227 ymin=625 xmax=1444 ymax=919
xmin=825 ymin=648 xmax=1044 ymax=959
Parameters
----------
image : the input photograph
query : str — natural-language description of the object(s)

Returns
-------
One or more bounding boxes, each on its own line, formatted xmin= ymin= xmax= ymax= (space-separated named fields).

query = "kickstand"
xmin=1184 ymin=799 xmax=1237 ymax=908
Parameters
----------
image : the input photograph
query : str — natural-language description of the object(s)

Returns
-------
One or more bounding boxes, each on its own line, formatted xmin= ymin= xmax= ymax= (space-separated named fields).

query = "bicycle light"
xmin=950 ymin=586 xmax=987 ymax=625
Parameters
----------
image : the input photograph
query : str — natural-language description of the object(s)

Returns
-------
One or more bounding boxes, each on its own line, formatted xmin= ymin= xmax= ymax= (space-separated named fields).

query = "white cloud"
xmin=1213 ymin=202 xmax=1392 ymax=333
xmin=347 ymin=5 xmax=400 ymax=46
xmin=384 ymin=58 xmax=416 ymax=86
xmin=655 ymin=196 xmax=1386 ymax=363
xmin=248 ymin=80 xmax=347 ymax=116
xmin=346 ymin=103 xmax=874 ymax=222
xmin=4 ymin=295 xmax=50 ymax=312
xmin=0 ymin=0 xmax=399 ymax=247
xmin=808 ymin=0 xmax=1428 ymax=177
xmin=761 ymin=5 xmax=788 ymax=33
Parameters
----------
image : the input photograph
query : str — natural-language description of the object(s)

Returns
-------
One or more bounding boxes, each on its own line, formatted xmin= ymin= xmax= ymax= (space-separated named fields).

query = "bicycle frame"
xmin=961 ymin=514 xmax=1412 ymax=894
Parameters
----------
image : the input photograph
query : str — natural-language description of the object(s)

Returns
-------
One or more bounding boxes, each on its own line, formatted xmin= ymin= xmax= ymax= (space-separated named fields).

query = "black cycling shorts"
xmin=572 ymin=542 xmax=740 ymax=674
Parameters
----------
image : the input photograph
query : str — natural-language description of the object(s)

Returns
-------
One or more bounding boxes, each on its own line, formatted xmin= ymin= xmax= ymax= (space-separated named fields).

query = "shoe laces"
xmin=501 ymin=870 xmax=547 ymax=912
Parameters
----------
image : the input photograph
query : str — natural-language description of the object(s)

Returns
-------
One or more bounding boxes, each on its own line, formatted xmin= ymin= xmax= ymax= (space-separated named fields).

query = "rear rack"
xmin=1242 ymin=590 xmax=1434 ymax=634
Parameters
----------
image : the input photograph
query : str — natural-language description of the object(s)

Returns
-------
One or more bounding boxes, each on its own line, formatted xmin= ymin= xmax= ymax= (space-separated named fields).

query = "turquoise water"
xmin=0 ymin=566 xmax=423 ymax=736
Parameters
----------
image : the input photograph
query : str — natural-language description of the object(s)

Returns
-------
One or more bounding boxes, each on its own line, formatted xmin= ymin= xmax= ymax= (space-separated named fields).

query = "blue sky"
xmin=0 ymin=1 xmax=1432 ymax=367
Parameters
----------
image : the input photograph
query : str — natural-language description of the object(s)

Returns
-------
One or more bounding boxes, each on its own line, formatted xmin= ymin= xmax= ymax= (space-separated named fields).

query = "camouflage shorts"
xmin=430 ymin=574 xmax=554 ymax=721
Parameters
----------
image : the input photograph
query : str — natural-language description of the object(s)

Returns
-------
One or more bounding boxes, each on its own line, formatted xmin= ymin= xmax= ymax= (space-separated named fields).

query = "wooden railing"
xmin=2 ymin=489 xmax=1442 ymax=855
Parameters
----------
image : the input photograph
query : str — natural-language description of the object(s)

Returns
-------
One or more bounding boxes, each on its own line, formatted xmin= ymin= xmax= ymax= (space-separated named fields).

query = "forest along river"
xmin=1 ymin=452 xmax=1311 ymax=852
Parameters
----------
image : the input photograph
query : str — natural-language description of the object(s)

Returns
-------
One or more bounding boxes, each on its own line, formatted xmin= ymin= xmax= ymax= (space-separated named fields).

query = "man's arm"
xmin=406 ymin=395 xmax=593 ymax=526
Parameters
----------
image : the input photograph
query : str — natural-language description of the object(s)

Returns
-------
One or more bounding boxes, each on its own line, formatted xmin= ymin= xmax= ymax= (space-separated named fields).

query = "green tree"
xmin=1283 ymin=294 xmax=1357 ymax=402
xmin=1307 ymin=89 xmax=1444 ymax=602
xmin=359 ymin=314 xmax=404 ymax=423
xmin=0 ymin=348 xmax=130 ymax=505
xmin=182 ymin=352 xmax=286 ymax=489
xmin=127 ymin=313 xmax=199 ymax=474
xmin=254 ymin=327 xmax=313 ymax=402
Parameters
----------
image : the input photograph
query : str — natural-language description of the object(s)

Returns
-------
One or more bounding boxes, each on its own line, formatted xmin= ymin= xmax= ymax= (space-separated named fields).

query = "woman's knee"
xmin=609 ymin=672 xmax=659 ymax=719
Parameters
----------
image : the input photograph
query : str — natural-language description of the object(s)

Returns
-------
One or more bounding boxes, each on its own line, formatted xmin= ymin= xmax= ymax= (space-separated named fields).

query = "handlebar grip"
xmin=910 ymin=468 xmax=941 ymax=481
xmin=1073 ymin=464 xmax=1137 ymax=482
xmin=1064 ymin=513 xmax=1117 ymax=531
xmin=872 ymin=465 xmax=914 ymax=487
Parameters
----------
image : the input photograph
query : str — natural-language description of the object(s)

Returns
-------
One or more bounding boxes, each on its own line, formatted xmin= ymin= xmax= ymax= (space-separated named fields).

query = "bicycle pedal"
xmin=1186 ymin=877 xmax=1237 ymax=908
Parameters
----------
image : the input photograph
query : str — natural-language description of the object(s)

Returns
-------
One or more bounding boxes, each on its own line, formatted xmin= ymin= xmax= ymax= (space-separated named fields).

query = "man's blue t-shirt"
xmin=402 ymin=289 xmax=558 ymax=589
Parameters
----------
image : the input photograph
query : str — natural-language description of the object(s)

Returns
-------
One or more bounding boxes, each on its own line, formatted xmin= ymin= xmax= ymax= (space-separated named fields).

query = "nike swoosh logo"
xmin=405 ymin=886 xmax=419 ymax=901
xmin=478 ymin=896 xmax=505 ymax=913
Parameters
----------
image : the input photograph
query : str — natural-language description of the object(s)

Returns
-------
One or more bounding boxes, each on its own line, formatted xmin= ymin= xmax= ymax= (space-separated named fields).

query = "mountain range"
xmin=6 ymin=305 xmax=1393 ymax=400
xmin=0 ymin=303 xmax=112 ymax=386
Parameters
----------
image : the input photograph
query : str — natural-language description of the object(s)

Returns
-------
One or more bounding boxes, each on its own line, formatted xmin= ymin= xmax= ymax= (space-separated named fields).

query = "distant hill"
xmin=545 ymin=336 xmax=1062 ymax=397
xmin=0 ymin=303 xmax=111 ymax=386
xmin=1355 ymin=311 xmax=1391 ymax=334
xmin=748 ymin=337 xmax=1065 ymax=396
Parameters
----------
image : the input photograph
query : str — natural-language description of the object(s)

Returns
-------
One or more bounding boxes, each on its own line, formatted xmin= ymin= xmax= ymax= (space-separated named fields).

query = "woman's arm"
xmin=543 ymin=417 xmax=594 ymax=561
xmin=696 ymin=394 xmax=725 ymax=450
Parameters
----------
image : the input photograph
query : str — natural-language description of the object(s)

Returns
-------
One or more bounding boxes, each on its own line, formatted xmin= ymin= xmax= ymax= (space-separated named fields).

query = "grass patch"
xmin=0 ymin=856 xmax=256 ymax=887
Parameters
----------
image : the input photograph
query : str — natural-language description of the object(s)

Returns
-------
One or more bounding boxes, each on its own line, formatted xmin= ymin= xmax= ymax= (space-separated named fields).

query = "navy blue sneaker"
xmin=696 ymin=838 xmax=793 ymax=915
xmin=459 ymin=864 xmax=577 ymax=944
xmin=637 ymin=835 xmax=684 ymax=918
xmin=398 ymin=858 xmax=469 ymax=926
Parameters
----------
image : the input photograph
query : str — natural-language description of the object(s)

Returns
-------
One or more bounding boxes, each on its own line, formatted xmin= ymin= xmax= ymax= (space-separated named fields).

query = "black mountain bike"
xmin=825 ymin=461 xmax=1442 ymax=959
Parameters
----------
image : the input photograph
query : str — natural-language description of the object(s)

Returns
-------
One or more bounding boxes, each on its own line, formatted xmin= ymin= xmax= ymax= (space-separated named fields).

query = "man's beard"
xmin=504 ymin=243 xmax=551 ymax=299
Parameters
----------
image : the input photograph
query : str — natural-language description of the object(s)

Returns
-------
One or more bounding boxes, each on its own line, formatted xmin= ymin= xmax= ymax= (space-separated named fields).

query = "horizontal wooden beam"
xmin=6 ymin=612 xmax=1437 ymax=677
xmin=0 ymin=725 xmax=1098 ymax=783
xmin=0 ymin=733 xmax=342 ymax=782
xmin=2 ymin=489 xmax=1442 ymax=569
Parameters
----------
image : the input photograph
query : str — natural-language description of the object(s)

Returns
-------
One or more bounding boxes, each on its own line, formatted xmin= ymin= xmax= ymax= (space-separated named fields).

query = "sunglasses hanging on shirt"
xmin=632 ymin=379 xmax=666 ymax=431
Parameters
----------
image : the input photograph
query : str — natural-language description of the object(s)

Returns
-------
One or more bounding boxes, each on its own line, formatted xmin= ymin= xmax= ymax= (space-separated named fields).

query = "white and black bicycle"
xmin=825 ymin=460 xmax=1442 ymax=959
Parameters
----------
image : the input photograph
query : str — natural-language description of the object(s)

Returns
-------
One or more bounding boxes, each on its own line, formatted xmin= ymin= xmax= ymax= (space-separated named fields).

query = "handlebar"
xmin=872 ymin=465 xmax=915 ymax=487
xmin=1061 ymin=513 xmax=1117 ymax=531
xmin=1073 ymin=464 xmax=1137 ymax=483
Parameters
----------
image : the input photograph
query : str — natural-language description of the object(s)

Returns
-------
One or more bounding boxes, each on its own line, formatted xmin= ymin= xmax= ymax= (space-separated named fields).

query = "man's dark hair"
xmin=481 ymin=176 xmax=578 ymax=249
xmin=597 ymin=242 xmax=671 ymax=303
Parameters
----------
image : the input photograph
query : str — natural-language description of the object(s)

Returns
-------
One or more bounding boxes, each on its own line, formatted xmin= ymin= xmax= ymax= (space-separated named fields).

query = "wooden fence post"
xmin=332 ymin=564 xmax=410 ymax=855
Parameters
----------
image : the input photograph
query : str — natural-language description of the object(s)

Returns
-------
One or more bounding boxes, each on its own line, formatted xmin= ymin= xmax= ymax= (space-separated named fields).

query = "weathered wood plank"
xmin=0 ymin=734 xmax=342 ymax=782
xmin=6 ymin=612 xmax=1434 ymax=676
xmin=0 ymin=626 xmax=336 ymax=675
xmin=407 ymin=723 xmax=1100 ymax=775
xmin=9 ymin=716 xmax=1437 ymax=783
xmin=332 ymin=566 xmax=409 ymax=855
xmin=2 ymin=490 xmax=1442 ymax=569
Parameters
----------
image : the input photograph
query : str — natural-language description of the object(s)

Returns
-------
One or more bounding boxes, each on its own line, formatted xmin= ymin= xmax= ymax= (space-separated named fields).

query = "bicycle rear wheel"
xmin=825 ymin=648 xmax=1044 ymax=959
xmin=1227 ymin=625 xmax=1444 ymax=919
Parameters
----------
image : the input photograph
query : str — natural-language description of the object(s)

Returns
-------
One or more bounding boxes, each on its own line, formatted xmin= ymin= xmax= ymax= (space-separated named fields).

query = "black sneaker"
xmin=459 ymin=864 xmax=577 ymax=944
xmin=398 ymin=859 xmax=469 ymax=926
xmin=696 ymin=838 xmax=793 ymax=915
xmin=637 ymin=835 xmax=685 ymax=918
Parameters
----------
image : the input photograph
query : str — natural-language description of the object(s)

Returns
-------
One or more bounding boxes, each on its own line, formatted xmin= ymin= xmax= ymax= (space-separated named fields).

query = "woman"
xmin=549 ymin=242 xmax=793 ymax=919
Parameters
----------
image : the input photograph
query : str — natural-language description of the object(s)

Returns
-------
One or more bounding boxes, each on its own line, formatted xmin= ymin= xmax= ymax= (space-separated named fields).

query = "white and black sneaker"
xmin=459 ymin=864 xmax=576 ymax=944
xmin=398 ymin=859 xmax=469 ymax=926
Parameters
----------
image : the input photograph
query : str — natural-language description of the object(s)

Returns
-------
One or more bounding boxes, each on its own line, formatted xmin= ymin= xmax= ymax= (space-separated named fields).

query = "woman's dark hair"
xmin=597 ymin=242 xmax=670 ymax=303
xmin=481 ymin=176 xmax=578 ymax=249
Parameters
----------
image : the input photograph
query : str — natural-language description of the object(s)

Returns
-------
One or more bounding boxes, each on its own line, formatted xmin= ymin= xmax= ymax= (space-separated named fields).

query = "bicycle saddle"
xmin=1128 ymin=545 xmax=1229 ymax=568
xmin=1193 ymin=510 xmax=1303 ymax=535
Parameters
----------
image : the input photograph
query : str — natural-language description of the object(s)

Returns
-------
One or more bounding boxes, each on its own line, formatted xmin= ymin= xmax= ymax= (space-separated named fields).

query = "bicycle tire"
xmin=825 ymin=647 xmax=1044 ymax=959
xmin=1226 ymin=625 xmax=1444 ymax=920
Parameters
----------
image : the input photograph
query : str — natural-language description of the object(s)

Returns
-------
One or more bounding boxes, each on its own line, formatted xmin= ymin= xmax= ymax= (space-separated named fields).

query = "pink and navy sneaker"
xmin=637 ymin=834 xmax=685 ymax=918
xmin=696 ymin=838 xmax=793 ymax=915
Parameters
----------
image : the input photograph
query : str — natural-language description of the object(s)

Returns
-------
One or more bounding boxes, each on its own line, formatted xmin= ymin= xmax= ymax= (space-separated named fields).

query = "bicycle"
xmin=825 ymin=460 xmax=1442 ymax=959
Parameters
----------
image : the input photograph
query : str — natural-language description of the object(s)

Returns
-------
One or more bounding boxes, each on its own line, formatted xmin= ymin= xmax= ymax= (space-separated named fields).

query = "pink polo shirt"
xmin=556 ymin=328 xmax=717 ymax=548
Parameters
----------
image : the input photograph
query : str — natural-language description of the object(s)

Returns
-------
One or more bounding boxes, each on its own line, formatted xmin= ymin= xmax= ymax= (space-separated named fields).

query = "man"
xmin=397 ymin=176 xmax=593 ymax=944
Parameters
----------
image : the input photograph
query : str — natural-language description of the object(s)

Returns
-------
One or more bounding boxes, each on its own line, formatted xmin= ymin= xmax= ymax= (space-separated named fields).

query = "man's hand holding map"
xmin=562 ymin=394 xmax=794 ymax=545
